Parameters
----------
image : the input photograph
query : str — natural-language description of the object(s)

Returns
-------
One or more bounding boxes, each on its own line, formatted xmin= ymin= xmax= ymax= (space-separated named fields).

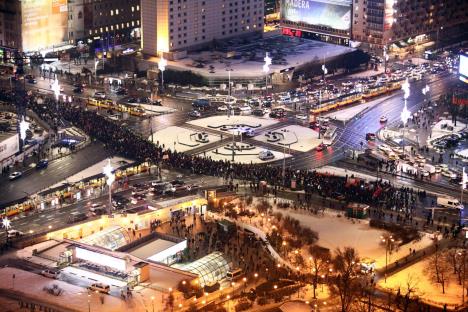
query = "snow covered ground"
xmin=187 ymin=115 xmax=278 ymax=130
xmin=147 ymin=37 xmax=353 ymax=79
xmin=271 ymin=206 xmax=433 ymax=270
xmin=379 ymin=257 xmax=463 ymax=308
xmin=428 ymin=119 xmax=466 ymax=144
xmin=324 ymin=102 xmax=372 ymax=123
xmin=201 ymin=144 xmax=291 ymax=164
xmin=253 ymin=125 xmax=322 ymax=152
xmin=149 ymin=126 xmax=220 ymax=152
xmin=49 ymin=156 xmax=132 ymax=189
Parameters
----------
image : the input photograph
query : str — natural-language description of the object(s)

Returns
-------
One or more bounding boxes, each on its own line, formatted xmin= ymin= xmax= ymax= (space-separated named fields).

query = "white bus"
xmin=323 ymin=126 xmax=337 ymax=146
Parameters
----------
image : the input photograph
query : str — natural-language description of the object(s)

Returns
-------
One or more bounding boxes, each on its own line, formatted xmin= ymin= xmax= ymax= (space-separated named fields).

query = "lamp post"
xmin=94 ymin=59 xmax=99 ymax=85
xmin=400 ymin=78 xmax=411 ymax=158
xmin=226 ymin=66 xmax=233 ymax=118
xmin=2 ymin=217 xmax=11 ymax=245
xmin=158 ymin=55 xmax=167 ymax=93
xmin=383 ymin=46 xmax=389 ymax=74
xmin=422 ymin=84 xmax=430 ymax=103
xmin=263 ymin=52 xmax=272 ymax=94
xmin=102 ymin=159 xmax=115 ymax=216
xmin=19 ymin=116 xmax=30 ymax=152
xmin=381 ymin=235 xmax=394 ymax=282
xmin=151 ymin=296 xmax=155 ymax=312
xmin=321 ymin=64 xmax=328 ymax=82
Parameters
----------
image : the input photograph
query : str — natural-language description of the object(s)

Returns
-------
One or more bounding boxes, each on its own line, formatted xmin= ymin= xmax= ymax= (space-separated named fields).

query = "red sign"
xmin=282 ymin=28 xmax=302 ymax=38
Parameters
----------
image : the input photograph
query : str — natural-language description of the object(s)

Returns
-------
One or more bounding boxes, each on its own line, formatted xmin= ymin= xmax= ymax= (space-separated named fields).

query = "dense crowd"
xmin=0 ymin=89 xmax=427 ymax=217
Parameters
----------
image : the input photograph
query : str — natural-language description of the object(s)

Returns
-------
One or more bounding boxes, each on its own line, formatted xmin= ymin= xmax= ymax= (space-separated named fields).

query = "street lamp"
xmin=400 ymin=78 xmax=411 ymax=158
xmin=102 ymin=159 xmax=115 ymax=216
xmin=151 ymin=296 xmax=155 ymax=312
xmin=381 ymin=235 xmax=394 ymax=282
xmin=321 ymin=64 xmax=328 ymax=81
xmin=383 ymin=46 xmax=389 ymax=74
xmin=51 ymin=79 xmax=61 ymax=101
xmin=422 ymin=84 xmax=430 ymax=102
xmin=263 ymin=52 xmax=272 ymax=94
xmin=158 ymin=55 xmax=167 ymax=92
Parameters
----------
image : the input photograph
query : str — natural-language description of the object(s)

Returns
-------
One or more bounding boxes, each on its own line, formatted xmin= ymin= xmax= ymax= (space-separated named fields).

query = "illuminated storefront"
xmin=21 ymin=0 xmax=68 ymax=52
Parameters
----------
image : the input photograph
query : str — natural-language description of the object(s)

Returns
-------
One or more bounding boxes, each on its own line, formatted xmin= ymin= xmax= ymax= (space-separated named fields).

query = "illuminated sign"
xmin=459 ymin=54 xmax=468 ymax=83
xmin=75 ymin=247 xmax=127 ymax=271
xmin=281 ymin=0 xmax=351 ymax=31
xmin=384 ymin=0 xmax=395 ymax=31
xmin=21 ymin=0 xmax=68 ymax=52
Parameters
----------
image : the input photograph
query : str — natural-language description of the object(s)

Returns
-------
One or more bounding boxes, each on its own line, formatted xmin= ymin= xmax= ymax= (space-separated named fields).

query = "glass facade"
xmin=80 ymin=225 xmax=130 ymax=251
xmin=179 ymin=252 xmax=230 ymax=287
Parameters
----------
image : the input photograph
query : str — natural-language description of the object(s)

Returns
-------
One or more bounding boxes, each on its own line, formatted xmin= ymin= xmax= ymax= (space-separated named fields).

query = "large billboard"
xmin=459 ymin=54 xmax=468 ymax=83
xmin=281 ymin=0 xmax=351 ymax=31
xmin=21 ymin=0 xmax=68 ymax=52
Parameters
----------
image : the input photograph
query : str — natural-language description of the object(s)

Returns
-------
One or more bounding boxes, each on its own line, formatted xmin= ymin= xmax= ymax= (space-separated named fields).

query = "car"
xmin=7 ymin=229 xmax=24 ymax=238
xmin=40 ymin=269 xmax=60 ymax=279
xmin=217 ymin=105 xmax=228 ymax=112
xmin=151 ymin=100 xmax=163 ymax=106
xmin=316 ymin=143 xmax=327 ymax=152
xmin=225 ymin=97 xmax=237 ymax=105
xmin=73 ymin=87 xmax=83 ymax=93
xmin=88 ymin=283 xmax=110 ymax=294
xmin=243 ymin=129 xmax=255 ymax=138
xmin=115 ymin=87 xmax=127 ymax=95
xmin=295 ymin=114 xmax=308 ymax=120
xmin=94 ymin=91 xmax=107 ymax=99
xmin=36 ymin=159 xmax=49 ymax=169
xmin=127 ymin=97 xmax=138 ymax=104
xmin=89 ymin=203 xmax=106 ymax=212
xmin=188 ymin=110 xmax=201 ymax=118
xmin=366 ymin=133 xmax=376 ymax=141
xmin=379 ymin=116 xmax=388 ymax=123
xmin=252 ymin=109 xmax=265 ymax=116
xmin=27 ymin=77 xmax=37 ymax=84
xmin=309 ymin=121 xmax=319 ymax=129
xmin=9 ymin=171 xmax=22 ymax=180
xmin=259 ymin=150 xmax=275 ymax=161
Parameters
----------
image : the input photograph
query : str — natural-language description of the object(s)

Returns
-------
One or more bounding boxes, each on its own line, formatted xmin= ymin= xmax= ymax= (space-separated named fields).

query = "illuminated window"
xmin=137 ymin=5 xmax=140 ymax=11
xmin=127 ymin=23 xmax=130 ymax=27
xmin=111 ymin=10 xmax=113 ymax=16
xmin=131 ymin=6 xmax=134 ymax=12
xmin=116 ymin=9 xmax=119 ymax=15
xmin=132 ymin=21 xmax=135 ymax=27
xmin=105 ymin=26 xmax=108 ymax=32
xmin=100 ymin=27 xmax=103 ymax=33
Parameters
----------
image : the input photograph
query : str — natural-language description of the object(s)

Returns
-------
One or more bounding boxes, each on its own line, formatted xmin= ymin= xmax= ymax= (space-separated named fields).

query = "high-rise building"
xmin=0 ymin=0 xmax=68 ymax=53
xmin=68 ymin=0 xmax=141 ymax=50
xmin=141 ymin=0 xmax=264 ymax=58
xmin=352 ymin=0 xmax=468 ymax=55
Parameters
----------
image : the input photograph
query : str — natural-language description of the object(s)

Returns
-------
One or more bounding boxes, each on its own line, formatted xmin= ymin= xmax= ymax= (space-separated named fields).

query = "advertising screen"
xmin=21 ymin=0 xmax=68 ymax=52
xmin=459 ymin=54 xmax=468 ymax=83
xmin=281 ymin=0 xmax=351 ymax=31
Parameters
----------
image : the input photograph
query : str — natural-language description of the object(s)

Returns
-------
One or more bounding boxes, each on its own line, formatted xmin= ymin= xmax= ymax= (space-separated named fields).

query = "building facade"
xmin=68 ymin=0 xmax=141 ymax=51
xmin=141 ymin=0 xmax=264 ymax=56
xmin=351 ymin=0 xmax=468 ymax=54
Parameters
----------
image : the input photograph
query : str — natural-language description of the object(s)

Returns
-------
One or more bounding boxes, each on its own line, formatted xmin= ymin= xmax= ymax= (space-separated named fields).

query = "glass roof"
xmin=80 ymin=225 xmax=130 ymax=251
xmin=179 ymin=252 xmax=230 ymax=287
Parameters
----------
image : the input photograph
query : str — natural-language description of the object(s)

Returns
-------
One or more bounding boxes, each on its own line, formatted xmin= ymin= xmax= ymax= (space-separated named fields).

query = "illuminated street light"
xmin=158 ymin=55 xmax=167 ymax=91
xmin=103 ymin=159 xmax=115 ymax=216
xmin=19 ymin=116 xmax=30 ymax=141
xmin=51 ymin=79 xmax=61 ymax=101
xmin=2 ymin=217 xmax=11 ymax=243
xmin=400 ymin=78 xmax=411 ymax=158
xmin=263 ymin=52 xmax=272 ymax=93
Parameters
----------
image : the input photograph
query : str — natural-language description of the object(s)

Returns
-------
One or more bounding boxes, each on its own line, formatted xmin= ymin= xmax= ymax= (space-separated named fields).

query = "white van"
xmin=436 ymin=197 xmax=464 ymax=210
xmin=226 ymin=268 xmax=243 ymax=280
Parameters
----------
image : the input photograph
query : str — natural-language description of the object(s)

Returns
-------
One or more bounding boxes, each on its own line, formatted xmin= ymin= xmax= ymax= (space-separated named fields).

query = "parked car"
xmin=217 ymin=105 xmax=228 ymax=112
xmin=379 ymin=116 xmax=388 ymax=123
xmin=9 ymin=171 xmax=22 ymax=181
xmin=365 ymin=133 xmax=376 ymax=141
xmin=67 ymin=212 xmax=88 ymax=224
xmin=88 ymin=283 xmax=110 ymax=294
xmin=259 ymin=150 xmax=275 ymax=161
xmin=7 ymin=229 xmax=24 ymax=238
xmin=40 ymin=269 xmax=60 ymax=279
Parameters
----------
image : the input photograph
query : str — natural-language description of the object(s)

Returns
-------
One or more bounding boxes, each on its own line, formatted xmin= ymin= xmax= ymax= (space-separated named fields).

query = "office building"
xmin=141 ymin=0 xmax=264 ymax=58
xmin=68 ymin=0 xmax=141 ymax=51
xmin=352 ymin=0 xmax=468 ymax=55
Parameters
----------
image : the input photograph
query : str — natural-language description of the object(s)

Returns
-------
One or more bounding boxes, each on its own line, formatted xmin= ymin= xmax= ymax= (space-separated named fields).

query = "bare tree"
xmin=308 ymin=245 xmax=331 ymax=299
xmin=330 ymin=247 xmax=360 ymax=312
xmin=426 ymin=250 xmax=451 ymax=294
xmin=398 ymin=273 xmax=422 ymax=312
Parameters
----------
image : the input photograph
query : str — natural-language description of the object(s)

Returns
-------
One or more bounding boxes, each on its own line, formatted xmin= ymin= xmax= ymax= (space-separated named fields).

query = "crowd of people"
xmin=0 ymin=89 xmax=438 ymax=221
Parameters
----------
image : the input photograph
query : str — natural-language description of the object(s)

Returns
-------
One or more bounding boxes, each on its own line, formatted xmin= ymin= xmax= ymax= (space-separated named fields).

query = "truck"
xmin=436 ymin=196 xmax=464 ymax=210
xmin=192 ymin=98 xmax=211 ymax=109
